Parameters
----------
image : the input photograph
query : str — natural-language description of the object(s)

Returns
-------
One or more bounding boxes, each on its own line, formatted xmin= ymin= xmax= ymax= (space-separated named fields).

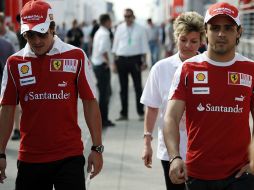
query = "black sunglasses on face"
xmin=124 ymin=15 xmax=132 ymax=18
xmin=24 ymin=31 xmax=49 ymax=39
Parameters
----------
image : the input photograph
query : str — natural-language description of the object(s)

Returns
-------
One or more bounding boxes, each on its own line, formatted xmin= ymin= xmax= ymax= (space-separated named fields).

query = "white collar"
xmin=203 ymin=52 xmax=236 ymax=67
xmin=22 ymin=35 xmax=63 ymax=58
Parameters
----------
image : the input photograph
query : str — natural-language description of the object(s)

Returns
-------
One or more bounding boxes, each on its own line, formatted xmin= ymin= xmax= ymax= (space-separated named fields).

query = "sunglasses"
xmin=24 ymin=31 xmax=50 ymax=39
xmin=124 ymin=15 xmax=133 ymax=19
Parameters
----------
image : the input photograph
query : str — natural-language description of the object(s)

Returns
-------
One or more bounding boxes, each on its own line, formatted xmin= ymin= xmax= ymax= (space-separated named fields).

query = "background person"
xmin=112 ymin=8 xmax=149 ymax=121
xmin=91 ymin=14 xmax=115 ymax=128
xmin=146 ymin=18 xmax=160 ymax=66
xmin=0 ymin=12 xmax=22 ymax=141
xmin=141 ymin=12 xmax=205 ymax=190
xmin=66 ymin=19 xmax=84 ymax=48
xmin=0 ymin=38 xmax=15 ymax=87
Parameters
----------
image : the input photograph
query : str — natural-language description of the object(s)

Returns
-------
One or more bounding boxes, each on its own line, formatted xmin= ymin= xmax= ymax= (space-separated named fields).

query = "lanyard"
xmin=127 ymin=26 xmax=133 ymax=46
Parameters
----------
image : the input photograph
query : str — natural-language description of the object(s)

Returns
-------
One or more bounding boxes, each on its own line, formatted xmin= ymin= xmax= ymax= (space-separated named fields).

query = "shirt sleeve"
xmin=140 ymin=65 xmax=162 ymax=108
xmin=98 ymin=34 xmax=111 ymax=55
xmin=0 ymin=61 xmax=18 ymax=105
xmin=77 ymin=51 xmax=97 ymax=100
xmin=168 ymin=63 xmax=187 ymax=101
xmin=112 ymin=26 xmax=120 ymax=54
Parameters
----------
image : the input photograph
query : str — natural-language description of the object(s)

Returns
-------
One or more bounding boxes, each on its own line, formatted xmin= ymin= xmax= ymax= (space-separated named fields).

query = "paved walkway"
xmin=2 ymin=70 xmax=166 ymax=190
xmin=87 ymin=71 xmax=165 ymax=190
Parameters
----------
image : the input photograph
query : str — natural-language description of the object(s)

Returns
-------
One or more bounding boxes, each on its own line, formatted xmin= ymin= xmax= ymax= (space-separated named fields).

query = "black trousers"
xmin=93 ymin=64 xmax=111 ymax=123
xmin=15 ymin=155 xmax=86 ymax=190
xmin=186 ymin=172 xmax=254 ymax=190
xmin=161 ymin=160 xmax=185 ymax=190
xmin=116 ymin=55 xmax=144 ymax=117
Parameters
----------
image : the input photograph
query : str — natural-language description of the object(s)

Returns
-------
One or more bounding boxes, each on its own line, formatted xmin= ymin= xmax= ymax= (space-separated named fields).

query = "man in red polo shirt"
xmin=0 ymin=1 xmax=103 ymax=190
xmin=163 ymin=2 xmax=254 ymax=190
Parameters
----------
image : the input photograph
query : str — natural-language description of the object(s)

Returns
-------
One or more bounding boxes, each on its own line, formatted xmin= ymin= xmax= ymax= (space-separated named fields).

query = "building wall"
xmin=47 ymin=0 xmax=110 ymax=28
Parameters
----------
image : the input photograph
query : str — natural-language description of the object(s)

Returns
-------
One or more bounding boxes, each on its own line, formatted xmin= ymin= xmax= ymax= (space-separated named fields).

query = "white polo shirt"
xmin=112 ymin=22 xmax=149 ymax=56
xmin=91 ymin=26 xmax=111 ymax=66
xmin=140 ymin=53 xmax=187 ymax=161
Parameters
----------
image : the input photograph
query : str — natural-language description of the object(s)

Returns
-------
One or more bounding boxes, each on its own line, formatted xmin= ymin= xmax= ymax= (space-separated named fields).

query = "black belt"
xmin=118 ymin=55 xmax=141 ymax=59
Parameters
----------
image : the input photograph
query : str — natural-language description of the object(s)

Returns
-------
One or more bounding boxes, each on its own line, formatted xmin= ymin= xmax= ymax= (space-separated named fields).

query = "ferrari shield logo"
xmin=230 ymin=73 xmax=239 ymax=84
xmin=228 ymin=72 xmax=252 ymax=87
xmin=50 ymin=59 xmax=78 ymax=73
xmin=53 ymin=60 xmax=62 ymax=70
xmin=50 ymin=59 xmax=64 ymax=71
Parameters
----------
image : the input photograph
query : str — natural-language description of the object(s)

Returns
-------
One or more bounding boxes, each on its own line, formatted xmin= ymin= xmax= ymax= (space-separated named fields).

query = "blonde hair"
xmin=173 ymin=11 xmax=205 ymax=44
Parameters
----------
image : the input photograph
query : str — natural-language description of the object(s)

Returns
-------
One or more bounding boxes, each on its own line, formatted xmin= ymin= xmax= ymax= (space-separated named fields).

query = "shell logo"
xmin=196 ymin=73 xmax=206 ymax=81
xmin=20 ymin=65 xmax=29 ymax=74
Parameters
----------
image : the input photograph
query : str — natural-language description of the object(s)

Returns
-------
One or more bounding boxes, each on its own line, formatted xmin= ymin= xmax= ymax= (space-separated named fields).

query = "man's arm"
xmin=0 ymin=105 xmax=15 ymax=183
xmin=251 ymin=105 xmax=254 ymax=136
xmin=250 ymin=140 xmax=254 ymax=173
xmin=142 ymin=106 xmax=158 ymax=168
xmin=163 ymin=100 xmax=185 ymax=157
xmin=163 ymin=99 xmax=187 ymax=184
xmin=248 ymin=105 xmax=254 ymax=173
xmin=82 ymin=99 xmax=103 ymax=179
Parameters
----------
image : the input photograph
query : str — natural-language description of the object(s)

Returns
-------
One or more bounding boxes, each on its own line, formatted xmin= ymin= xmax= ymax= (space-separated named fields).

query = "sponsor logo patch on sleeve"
xmin=194 ymin=71 xmax=208 ymax=84
xmin=18 ymin=62 xmax=32 ymax=77
xmin=20 ymin=76 xmax=36 ymax=86
xmin=228 ymin=72 xmax=252 ymax=87
xmin=192 ymin=87 xmax=210 ymax=94
xmin=50 ymin=59 xmax=78 ymax=73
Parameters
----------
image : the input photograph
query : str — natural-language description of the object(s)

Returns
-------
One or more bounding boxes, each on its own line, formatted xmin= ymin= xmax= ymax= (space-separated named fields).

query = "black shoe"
xmin=103 ymin=120 xmax=115 ymax=127
xmin=116 ymin=115 xmax=128 ymax=121
xmin=11 ymin=129 xmax=20 ymax=140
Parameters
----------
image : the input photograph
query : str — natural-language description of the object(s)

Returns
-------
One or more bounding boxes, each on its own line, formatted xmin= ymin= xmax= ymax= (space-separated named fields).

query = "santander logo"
xmin=197 ymin=103 xmax=205 ymax=111
xmin=24 ymin=90 xmax=70 ymax=101
xmin=197 ymin=103 xmax=243 ymax=113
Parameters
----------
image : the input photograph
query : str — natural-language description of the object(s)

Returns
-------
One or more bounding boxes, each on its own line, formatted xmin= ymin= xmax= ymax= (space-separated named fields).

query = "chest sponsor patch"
xmin=192 ymin=87 xmax=210 ymax=94
xmin=20 ymin=76 xmax=36 ymax=86
xmin=50 ymin=59 xmax=78 ymax=73
xmin=228 ymin=72 xmax=252 ymax=87
xmin=18 ymin=62 xmax=32 ymax=77
xmin=194 ymin=71 xmax=208 ymax=84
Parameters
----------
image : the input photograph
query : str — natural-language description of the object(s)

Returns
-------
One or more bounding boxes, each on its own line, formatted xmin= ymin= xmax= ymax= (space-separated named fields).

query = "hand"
xmin=235 ymin=163 xmax=251 ymax=178
xmin=111 ymin=63 xmax=118 ymax=73
xmin=0 ymin=158 xmax=7 ymax=184
xmin=169 ymin=158 xmax=187 ymax=184
xmin=103 ymin=63 xmax=109 ymax=69
xmin=142 ymin=143 xmax=153 ymax=168
xmin=249 ymin=140 xmax=254 ymax=173
xmin=87 ymin=151 xmax=103 ymax=179
xmin=140 ymin=63 xmax=147 ymax=71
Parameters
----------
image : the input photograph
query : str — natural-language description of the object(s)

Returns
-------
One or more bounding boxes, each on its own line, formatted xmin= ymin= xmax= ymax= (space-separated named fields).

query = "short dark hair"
xmin=49 ymin=21 xmax=56 ymax=35
xmin=125 ymin=8 xmax=134 ymax=16
xmin=99 ymin=14 xmax=110 ymax=25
